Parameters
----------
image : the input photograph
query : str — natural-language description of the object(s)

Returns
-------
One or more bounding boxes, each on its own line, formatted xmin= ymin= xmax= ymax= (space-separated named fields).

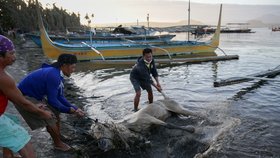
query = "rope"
xmin=61 ymin=120 xmax=91 ymax=135
xmin=81 ymin=42 xmax=105 ymax=60
xmin=59 ymin=115 xmax=97 ymax=135
xmin=272 ymin=64 xmax=280 ymax=70
xmin=206 ymin=44 xmax=227 ymax=56
xmin=120 ymin=37 xmax=172 ymax=60
xmin=60 ymin=118 xmax=114 ymax=141
xmin=216 ymin=46 xmax=227 ymax=56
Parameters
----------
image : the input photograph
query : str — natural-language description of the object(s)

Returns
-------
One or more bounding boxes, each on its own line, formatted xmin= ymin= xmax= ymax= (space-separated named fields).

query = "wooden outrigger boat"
xmin=193 ymin=23 xmax=255 ymax=35
xmin=26 ymin=33 xmax=176 ymax=47
xmin=272 ymin=27 xmax=280 ymax=32
xmin=38 ymin=3 xmax=238 ymax=64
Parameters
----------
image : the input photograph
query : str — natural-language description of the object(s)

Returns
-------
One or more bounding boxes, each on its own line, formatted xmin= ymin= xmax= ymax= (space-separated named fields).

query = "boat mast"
xmin=187 ymin=0 xmax=190 ymax=41
xmin=90 ymin=14 xmax=94 ymax=46
xmin=147 ymin=13 xmax=150 ymax=35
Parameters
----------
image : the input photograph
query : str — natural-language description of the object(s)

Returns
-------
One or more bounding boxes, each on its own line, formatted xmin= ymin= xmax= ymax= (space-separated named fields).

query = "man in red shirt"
xmin=0 ymin=35 xmax=53 ymax=158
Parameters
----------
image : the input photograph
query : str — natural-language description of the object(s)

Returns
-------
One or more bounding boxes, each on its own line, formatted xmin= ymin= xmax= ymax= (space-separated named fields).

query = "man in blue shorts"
xmin=16 ymin=53 xmax=85 ymax=151
xmin=0 ymin=35 xmax=53 ymax=157
xmin=130 ymin=48 xmax=162 ymax=112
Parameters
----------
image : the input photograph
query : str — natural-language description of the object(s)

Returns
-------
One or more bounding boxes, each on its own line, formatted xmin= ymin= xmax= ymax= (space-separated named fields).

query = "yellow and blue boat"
xmin=38 ymin=4 xmax=224 ymax=62
xmin=26 ymin=32 xmax=176 ymax=47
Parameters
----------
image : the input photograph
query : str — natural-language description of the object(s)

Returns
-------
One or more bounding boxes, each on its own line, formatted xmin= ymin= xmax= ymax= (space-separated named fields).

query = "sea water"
xmin=16 ymin=27 xmax=280 ymax=157
xmin=73 ymin=28 xmax=280 ymax=157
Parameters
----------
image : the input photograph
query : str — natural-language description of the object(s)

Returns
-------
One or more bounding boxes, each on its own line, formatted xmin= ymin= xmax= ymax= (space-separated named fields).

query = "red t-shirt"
xmin=0 ymin=91 xmax=8 ymax=115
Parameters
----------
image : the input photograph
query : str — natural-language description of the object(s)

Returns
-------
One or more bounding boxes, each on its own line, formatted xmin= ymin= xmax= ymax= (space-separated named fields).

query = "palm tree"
xmin=84 ymin=13 xmax=89 ymax=26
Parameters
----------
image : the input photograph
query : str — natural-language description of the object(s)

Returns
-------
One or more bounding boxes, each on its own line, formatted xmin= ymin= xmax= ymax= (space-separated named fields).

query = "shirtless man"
xmin=0 ymin=35 xmax=53 ymax=157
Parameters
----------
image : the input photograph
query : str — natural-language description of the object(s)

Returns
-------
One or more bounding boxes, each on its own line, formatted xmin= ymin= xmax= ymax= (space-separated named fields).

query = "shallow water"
xmin=15 ymin=28 xmax=280 ymax=157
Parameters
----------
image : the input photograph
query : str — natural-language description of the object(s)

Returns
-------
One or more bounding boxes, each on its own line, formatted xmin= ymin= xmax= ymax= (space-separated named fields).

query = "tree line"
xmin=0 ymin=0 xmax=83 ymax=34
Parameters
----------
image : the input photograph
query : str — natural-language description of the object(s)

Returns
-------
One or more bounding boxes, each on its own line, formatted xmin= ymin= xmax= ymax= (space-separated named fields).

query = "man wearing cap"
xmin=0 ymin=35 xmax=53 ymax=157
xmin=130 ymin=48 xmax=162 ymax=112
xmin=16 ymin=53 xmax=85 ymax=151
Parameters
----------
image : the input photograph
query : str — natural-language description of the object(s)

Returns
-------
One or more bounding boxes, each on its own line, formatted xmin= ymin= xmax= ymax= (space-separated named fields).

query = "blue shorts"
xmin=0 ymin=113 xmax=31 ymax=152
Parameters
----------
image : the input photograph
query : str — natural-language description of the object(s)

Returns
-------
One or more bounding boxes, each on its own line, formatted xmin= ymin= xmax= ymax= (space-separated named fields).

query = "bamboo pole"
xmin=89 ymin=55 xmax=239 ymax=65
xmin=214 ymin=67 xmax=280 ymax=87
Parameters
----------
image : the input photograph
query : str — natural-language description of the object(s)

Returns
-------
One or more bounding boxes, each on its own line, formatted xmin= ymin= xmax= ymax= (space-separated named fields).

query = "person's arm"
xmin=151 ymin=78 xmax=162 ymax=92
xmin=57 ymin=94 xmax=77 ymax=110
xmin=46 ymin=85 xmax=72 ymax=113
xmin=151 ymin=59 xmax=159 ymax=79
xmin=154 ymin=77 xmax=160 ymax=86
xmin=151 ymin=60 xmax=162 ymax=92
xmin=45 ymin=72 xmax=72 ymax=113
xmin=58 ymin=86 xmax=85 ymax=116
xmin=46 ymin=72 xmax=84 ymax=116
xmin=0 ymin=74 xmax=52 ymax=119
xmin=57 ymin=95 xmax=85 ymax=116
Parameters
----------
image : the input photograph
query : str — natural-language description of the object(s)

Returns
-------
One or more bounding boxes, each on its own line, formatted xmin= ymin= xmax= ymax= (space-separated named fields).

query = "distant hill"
xmin=255 ymin=14 xmax=280 ymax=23
xmin=189 ymin=3 xmax=280 ymax=27
xmin=251 ymin=14 xmax=280 ymax=27
xmin=95 ymin=19 xmax=204 ymax=28
xmin=247 ymin=20 xmax=267 ymax=28
xmin=94 ymin=3 xmax=280 ymax=28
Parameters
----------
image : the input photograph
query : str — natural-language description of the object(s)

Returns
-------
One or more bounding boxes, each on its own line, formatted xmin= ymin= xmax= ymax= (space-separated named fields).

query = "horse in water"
xmin=90 ymin=93 xmax=208 ymax=151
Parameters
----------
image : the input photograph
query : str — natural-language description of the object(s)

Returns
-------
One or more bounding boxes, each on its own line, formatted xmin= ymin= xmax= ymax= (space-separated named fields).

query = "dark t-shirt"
xmin=130 ymin=57 xmax=158 ymax=85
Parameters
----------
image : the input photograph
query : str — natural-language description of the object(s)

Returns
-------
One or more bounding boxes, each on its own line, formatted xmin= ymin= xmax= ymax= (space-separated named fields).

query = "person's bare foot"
xmin=54 ymin=142 xmax=72 ymax=151
xmin=133 ymin=108 xmax=140 ymax=112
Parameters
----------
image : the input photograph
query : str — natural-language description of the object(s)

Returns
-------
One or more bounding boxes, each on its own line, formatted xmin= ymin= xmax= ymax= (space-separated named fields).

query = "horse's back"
xmin=141 ymin=101 xmax=171 ymax=120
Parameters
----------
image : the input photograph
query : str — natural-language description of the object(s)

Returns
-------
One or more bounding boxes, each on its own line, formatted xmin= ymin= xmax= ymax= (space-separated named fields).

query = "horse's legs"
xmin=146 ymin=115 xmax=195 ymax=133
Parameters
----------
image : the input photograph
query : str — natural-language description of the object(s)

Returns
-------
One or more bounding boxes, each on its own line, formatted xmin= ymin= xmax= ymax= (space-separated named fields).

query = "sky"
xmin=37 ymin=0 xmax=280 ymax=25
xmin=185 ymin=0 xmax=280 ymax=5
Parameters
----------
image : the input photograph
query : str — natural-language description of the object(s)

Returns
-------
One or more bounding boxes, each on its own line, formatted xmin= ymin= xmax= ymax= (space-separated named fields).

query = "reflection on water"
xmin=16 ymin=28 xmax=280 ymax=157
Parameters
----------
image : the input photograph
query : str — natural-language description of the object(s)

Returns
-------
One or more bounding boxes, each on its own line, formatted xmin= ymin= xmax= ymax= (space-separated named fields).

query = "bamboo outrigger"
xmin=37 ymin=3 xmax=238 ymax=64
xmin=214 ymin=66 xmax=280 ymax=87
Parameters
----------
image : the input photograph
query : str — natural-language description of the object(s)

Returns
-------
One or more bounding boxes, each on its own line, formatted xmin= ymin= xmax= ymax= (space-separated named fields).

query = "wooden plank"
xmin=214 ymin=67 xmax=280 ymax=87
xmin=88 ymin=55 xmax=239 ymax=65
xmin=239 ymin=76 xmax=280 ymax=82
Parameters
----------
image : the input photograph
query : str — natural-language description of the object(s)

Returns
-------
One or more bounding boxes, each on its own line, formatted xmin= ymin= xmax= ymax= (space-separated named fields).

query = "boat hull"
xmin=38 ymin=3 xmax=222 ymax=61
xmin=42 ymin=38 xmax=217 ymax=61
xmin=27 ymin=33 xmax=176 ymax=47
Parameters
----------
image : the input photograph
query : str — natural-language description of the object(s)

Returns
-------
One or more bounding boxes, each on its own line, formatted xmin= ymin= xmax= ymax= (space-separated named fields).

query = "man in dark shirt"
xmin=130 ymin=48 xmax=162 ymax=112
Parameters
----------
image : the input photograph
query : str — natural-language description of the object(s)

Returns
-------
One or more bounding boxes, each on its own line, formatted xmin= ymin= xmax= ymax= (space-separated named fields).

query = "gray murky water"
xmin=14 ymin=28 xmax=280 ymax=157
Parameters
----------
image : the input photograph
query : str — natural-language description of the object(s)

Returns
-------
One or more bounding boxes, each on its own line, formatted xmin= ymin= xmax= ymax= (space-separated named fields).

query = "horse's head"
xmin=90 ymin=122 xmax=115 ymax=151
xmin=90 ymin=121 xmax=139 ymax=151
